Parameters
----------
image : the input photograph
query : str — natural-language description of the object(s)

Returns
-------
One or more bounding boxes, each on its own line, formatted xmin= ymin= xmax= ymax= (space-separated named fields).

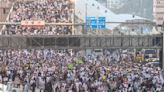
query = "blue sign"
xmin=86 ymin=16 xmax=106 ymax=32
xmin=98 ymin=17 xmax=106 ymax=29
xmin=86 ymin=17 xmax=97 ymax=29
xmin=90 ymin=18 xmax=97 ymax=28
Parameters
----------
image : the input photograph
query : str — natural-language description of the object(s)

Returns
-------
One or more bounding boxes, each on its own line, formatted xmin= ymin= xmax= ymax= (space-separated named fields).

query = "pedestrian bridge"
xmin=0 ymin=34 xmax=161 ymax=49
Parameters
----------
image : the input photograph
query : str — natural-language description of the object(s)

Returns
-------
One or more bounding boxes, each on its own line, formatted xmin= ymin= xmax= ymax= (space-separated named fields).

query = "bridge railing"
xmin=0 ymin=34 xmax=161 ymax=49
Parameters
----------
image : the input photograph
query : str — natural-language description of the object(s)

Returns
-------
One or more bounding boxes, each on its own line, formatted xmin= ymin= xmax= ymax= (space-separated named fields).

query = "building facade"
xmin=107 ymin=0 xmax=124 ymax=9
xmin=153 ymin=0 xmax=164 ymax=24
xmin=96 ymin=0 xmax=124 ymax=9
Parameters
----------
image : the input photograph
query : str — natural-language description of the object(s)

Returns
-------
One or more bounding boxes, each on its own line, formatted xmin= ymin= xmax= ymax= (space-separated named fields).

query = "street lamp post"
xmin=162 ymin=22 xmax=164 ymax=69
xmin=85 ymin=3 xmax=88 ymax=20
xmin=157 ymin=22 xmax=164 ymax=69
xmin=85 ymin=3 xmax=88 ymax=34
xmin=162 ymin=31 xmax=164 ymax=69
xmin=70 ymin=0 xmax=76 ymax=56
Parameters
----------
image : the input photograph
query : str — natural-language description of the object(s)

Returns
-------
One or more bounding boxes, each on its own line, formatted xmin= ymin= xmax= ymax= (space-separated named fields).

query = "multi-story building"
xmin=153 ymin=0 xmax=164 ymax=24
xmin=96 ymin=0 xmax=124 ymax=9
xmin=107 ymin=0 xmax=124 ymax=9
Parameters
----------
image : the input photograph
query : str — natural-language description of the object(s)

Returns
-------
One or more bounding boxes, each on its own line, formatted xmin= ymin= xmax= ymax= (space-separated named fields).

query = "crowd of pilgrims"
xmin=3 ymin=0 xmax=73 ymax=35
xmin=0 ymin=49 xmax=163 ymax=92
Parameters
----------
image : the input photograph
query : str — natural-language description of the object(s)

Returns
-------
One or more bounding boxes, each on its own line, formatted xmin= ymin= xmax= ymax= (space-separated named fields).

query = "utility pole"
xmin=157 ymin=22 xmax=164 ymax=69
xmin=85 ymin=2 xmax=88 ymax=33
xmin=161 ymin=22 xmax=164 ymax=69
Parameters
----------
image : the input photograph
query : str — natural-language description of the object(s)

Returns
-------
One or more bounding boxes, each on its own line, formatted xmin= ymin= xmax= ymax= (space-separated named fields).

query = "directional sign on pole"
xmin=90 ymin=17 xmax=97 ymax=28
xmin=86 ymin=16 xmax=106 ymax=32
xmin=86 ymin=17 xmax=97 ymax=32
xmin=98 ymin=17 xmax=106 ymax=29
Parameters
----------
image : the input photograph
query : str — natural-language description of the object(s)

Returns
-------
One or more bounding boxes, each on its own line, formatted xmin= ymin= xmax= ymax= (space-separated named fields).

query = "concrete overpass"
xmin=0 ymin=35 xmax=161 ymax=49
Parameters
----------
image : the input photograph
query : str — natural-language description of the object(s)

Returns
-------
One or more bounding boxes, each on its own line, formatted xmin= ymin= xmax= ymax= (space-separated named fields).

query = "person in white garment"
xmin=39 ymin=77 xmax=45 ymax=92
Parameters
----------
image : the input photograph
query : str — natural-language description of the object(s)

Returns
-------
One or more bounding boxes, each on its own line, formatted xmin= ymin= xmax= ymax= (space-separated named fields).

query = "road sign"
xmin=98 ymin=17 xmax=106 ymax=29
xmin=86 ymin=16 xmax=106 ymax=32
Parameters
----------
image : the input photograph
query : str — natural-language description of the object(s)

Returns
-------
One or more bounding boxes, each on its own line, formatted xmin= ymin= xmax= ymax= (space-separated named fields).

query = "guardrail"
xmin=0 ymin=34 xmax=161 ymax=49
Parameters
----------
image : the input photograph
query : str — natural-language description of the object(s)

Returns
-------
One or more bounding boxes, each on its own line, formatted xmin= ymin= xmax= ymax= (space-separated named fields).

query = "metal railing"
xmin=0 ymin=34 xmax=161 ymax=49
